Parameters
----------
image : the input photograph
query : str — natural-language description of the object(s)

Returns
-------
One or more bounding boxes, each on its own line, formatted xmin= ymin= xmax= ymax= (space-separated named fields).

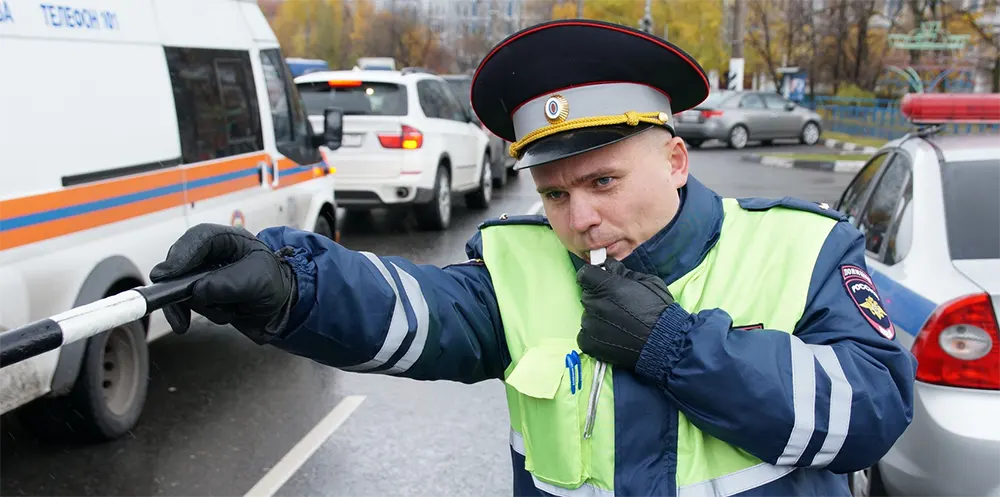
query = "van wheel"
xmin=314 ymin=213 xmax=335 ymax=240
xmin=466 ymin=153 xmax=493 ymax=210
xmin=17 ymin=320 xmax=149 ymax=444
xmin=415 ymin=166 xmax=451 ymax=231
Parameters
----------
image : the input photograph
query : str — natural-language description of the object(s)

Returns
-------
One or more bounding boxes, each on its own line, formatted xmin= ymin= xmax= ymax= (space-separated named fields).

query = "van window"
xmin=260 ymin=50 xmax=294 ymax=144
xmin=261 ymin=48 xmax=321 ymax=166
xmin=164 ymin=47 xmax=263 ymax=163
xmin=298 ymin=81 xmax=408 ymax=116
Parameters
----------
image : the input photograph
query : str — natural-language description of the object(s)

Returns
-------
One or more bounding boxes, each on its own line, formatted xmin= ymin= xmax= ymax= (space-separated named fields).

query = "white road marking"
xmin=528 ymin=200 xmax=543 ymax=215
xmin=243 ymin=395 xmax=366 ymax=497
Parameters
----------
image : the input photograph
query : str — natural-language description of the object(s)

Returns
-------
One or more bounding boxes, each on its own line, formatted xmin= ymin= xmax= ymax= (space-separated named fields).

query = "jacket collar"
xmin=568 ymin=175 xmax=724 ymax=284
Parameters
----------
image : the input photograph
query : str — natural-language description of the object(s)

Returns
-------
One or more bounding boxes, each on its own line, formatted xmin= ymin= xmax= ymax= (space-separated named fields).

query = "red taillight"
xmin=700 ymin=109 xmax=724 ymax=118
xmin=911 ymin=293 xmax=999 ymax=390
xmin=378 ymin=125 xmax=423 ymax=149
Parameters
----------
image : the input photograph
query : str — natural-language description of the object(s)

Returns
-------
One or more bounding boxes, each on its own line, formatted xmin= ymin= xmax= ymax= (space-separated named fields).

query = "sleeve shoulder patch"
xmin=841 ymin=264 xmax=895 ymax=340
xmin=736 ymin=196 xmax=848 ymax=222
xmin=478 ymin=214 xmax=551 ymax=231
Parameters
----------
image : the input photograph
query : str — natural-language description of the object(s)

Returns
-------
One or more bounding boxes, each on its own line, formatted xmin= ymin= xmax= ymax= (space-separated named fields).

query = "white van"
xmin=0 ymin=0 xmax=345 ymax=443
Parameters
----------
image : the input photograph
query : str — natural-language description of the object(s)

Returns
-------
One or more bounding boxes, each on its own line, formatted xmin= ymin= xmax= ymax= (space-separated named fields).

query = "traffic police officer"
xmin=151 ymin=20 xmax=917 ymax=496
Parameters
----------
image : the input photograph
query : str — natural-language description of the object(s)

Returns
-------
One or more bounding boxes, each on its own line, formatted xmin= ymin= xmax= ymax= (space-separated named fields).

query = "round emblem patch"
xmin=841 ymin=265 xmax=894 ymax=339
xmin=544 ymin=95 xmax=569 ymax=123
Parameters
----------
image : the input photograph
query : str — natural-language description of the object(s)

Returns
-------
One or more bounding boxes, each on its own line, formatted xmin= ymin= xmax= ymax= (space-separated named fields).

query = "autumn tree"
xmin=361 ymin=0 xmax=452 ymax=72
xmin=271 ymin=0 xmax=350 ymax=68
xmin=549 ymin=0 xmax=727 ymax=73
xmin=745 ymin=0 xmax=813 ymax=93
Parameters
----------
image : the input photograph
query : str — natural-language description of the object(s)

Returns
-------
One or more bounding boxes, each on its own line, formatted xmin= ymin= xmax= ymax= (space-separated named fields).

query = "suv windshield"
xmin=443 ymin=78 xmax=472 ymax=114
xmin=941 ymin=159 xmax=1000 ymax=260
xmin=296 ymin=81 xmax=407 ymax=116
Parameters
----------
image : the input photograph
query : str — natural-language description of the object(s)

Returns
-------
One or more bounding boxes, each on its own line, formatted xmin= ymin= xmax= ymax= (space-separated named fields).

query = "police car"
xmin=833 ymin=93 xmax=1000 ymax=497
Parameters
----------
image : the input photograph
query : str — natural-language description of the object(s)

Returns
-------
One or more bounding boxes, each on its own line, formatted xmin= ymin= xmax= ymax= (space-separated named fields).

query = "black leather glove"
xmin=576 ymin=257 xmax=675 ymax=370
xmin=149 ymin=224 xmax=298 ymax=344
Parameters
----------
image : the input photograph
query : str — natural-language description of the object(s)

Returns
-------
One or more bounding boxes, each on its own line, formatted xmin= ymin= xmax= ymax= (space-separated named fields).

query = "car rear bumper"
xmin=334 ymin=176 xmax=434 ymax=208
xmin=879 ymin=381 xmax=1000 ymax=496
xmin=673 ymin=120 xmax=729 ymax=141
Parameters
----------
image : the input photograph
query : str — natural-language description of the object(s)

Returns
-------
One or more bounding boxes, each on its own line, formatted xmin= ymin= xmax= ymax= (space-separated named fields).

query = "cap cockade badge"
xmin=544 ymin=94 xmax=570 ymax=124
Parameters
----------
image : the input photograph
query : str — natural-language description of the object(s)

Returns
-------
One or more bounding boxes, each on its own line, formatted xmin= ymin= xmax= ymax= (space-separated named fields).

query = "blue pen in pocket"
xmin=565 ymin=350 xmax=582 ymax=394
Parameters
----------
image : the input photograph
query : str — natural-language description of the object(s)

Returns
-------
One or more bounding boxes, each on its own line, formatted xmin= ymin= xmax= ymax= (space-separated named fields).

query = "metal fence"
xmin=802 ymin=96 xmax=1000 ymax=141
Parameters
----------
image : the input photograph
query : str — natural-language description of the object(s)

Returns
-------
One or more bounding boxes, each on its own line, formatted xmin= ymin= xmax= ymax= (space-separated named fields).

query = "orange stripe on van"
xmin=0 ymin=193 xmax=186 ymax=251
xmin=0 ymin=153 xmax=329 ymax=252
xmin=0 ymin=169 xmax=184 ymax=221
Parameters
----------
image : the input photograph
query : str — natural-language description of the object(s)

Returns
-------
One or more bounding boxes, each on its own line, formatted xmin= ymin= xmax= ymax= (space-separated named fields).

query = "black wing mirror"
xmin=323 ymin=107 xmax=344 ymax=150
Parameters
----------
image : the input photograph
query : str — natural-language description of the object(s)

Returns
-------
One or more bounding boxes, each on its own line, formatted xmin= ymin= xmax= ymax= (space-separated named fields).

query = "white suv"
xmin=295 ymin=68 xmax=492 ymax=230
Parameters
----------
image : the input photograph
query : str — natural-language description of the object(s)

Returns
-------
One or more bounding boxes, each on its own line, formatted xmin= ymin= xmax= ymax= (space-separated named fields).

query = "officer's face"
xmin=531 ymin=129 xmax=689 ymax=262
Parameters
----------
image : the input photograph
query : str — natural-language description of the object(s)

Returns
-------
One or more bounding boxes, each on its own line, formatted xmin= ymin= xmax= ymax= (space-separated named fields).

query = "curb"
xmin=741 ymin=154 xmax=866 ymax=174
xmin=822 ymin=138 xmax=879 ymax=155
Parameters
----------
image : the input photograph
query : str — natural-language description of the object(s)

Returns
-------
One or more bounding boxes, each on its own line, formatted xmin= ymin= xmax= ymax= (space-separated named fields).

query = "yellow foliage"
xmin=271 ymin=0 xmax=347 ymax=65
xmin=549 ymin=0 xmax=727 ymax=72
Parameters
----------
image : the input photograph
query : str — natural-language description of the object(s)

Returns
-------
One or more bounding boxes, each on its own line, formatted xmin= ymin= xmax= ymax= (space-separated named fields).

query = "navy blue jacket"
xmin=256 ymin=176 xmax=917 ymax=496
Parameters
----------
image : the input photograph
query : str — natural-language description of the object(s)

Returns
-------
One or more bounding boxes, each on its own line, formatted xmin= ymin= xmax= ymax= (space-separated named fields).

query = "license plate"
xmin=681 ymin=112 xmax=700 ymax=123
xmin=342 ymin=133 xmax=363 ymax=147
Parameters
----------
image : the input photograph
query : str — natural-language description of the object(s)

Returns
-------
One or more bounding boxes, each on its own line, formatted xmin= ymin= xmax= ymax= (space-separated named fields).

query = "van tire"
xmin=415 ymin=166 xmax=451 ymax=231
xmin=466 ymin=153 xmax=493 ymax=210
xmin=18 ymin=320 xmax=149 ymax=444
xmin=314 ymin=213 xmax=335 ymax=240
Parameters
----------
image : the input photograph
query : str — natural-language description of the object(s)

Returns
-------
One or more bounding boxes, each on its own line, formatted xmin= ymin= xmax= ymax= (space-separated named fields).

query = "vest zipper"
xmin=583 ymin=247 xmax=609 ymax=440
xmin=583 ymin=360 xmax=606 ymax=439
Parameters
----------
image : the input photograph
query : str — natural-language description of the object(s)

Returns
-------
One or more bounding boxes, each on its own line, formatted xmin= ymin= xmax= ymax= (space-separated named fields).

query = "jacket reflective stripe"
xmin=777 ymin=337 xmax=815 ymax=465
xmin=677 ymin=463 xmax=795 ymax=497
xmin=341 ymin=252 xmax=427 ymax=373
xmin=777 ymin=337 xmax=854 ymax=467
xmin=809 ymin=344 xmax=853 ymax=466
xmin=509 ymin=430 xmax=615 ymax=497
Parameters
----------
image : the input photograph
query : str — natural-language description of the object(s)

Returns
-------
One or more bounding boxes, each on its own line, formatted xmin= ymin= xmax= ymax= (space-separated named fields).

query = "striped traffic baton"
xmin=0 ymin=273 xmax=207 ymax=367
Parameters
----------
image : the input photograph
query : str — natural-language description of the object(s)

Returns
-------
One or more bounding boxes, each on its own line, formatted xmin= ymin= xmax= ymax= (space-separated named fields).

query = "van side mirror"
xmin=323 ymin=107 xmax=344 ymax=150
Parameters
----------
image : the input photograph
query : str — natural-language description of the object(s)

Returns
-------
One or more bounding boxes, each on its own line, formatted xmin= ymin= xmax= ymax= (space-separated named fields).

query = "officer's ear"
xmin=665 ymin=133 xmax=689 ymax=186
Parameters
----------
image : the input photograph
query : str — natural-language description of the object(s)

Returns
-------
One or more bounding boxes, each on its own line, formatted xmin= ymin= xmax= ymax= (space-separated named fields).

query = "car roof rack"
xmin=401 ymin=67 xmax=435 ymax=76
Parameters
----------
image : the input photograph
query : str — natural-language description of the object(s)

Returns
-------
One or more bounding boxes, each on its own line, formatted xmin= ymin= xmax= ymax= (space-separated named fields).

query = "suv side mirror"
xmin=323 ymin=107 xmax=344 ymax=150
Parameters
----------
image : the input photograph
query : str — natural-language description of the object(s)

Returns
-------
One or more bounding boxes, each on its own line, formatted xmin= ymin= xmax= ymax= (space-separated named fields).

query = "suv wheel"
xmin=466 ymin=153 xmax=492 ymax=210
xmin=415 ymin=166 xmax=451 ymax=231
xmin=848 ymin=465 xmax=887 ymax=497
xmin=489 ymin=152 xmax=507 ymax=188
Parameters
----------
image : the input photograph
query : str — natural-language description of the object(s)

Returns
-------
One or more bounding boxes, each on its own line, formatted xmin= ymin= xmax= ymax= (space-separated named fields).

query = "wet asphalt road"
xmin=1 ymin=140 xmax=857 ymax=497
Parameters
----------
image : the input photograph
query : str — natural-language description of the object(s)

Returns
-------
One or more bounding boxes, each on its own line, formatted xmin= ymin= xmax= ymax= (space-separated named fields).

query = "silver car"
xmin=441 ymin=74 xmax=518 ymax=187
xmin=833 ymin=132 xmax=1000 ymax=497
xmin=673 ymin=90 xmax=823 ymax=149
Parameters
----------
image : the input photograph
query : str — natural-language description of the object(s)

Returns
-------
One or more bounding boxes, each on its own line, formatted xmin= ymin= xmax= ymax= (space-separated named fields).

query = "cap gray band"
xmin=511 ymin=82 xmax=674 ymax=141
